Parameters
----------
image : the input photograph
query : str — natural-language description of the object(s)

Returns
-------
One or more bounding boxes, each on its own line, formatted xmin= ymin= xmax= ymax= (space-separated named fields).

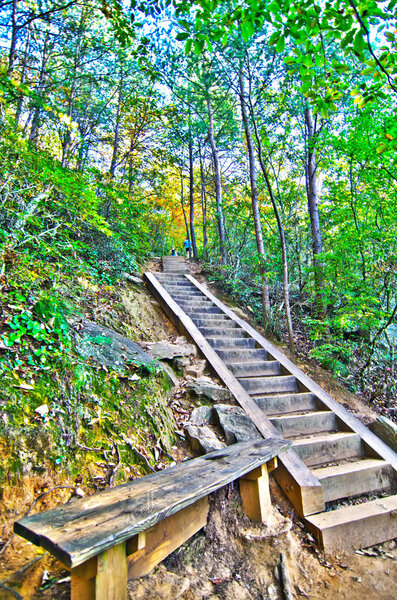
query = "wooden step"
xmin=305 ymin=494 xmax=397 ymax=552
xmin=207 ymin=337 xmax=256 ymax=349
xmin=178 ymin=299 xmax=213 ymax=307
xmin=270 ymin=411 xmax=337 ymax=439
xmin=313 ymin=459 xmax=396 ymax=503
xmin=293 ymin=432 xmax=363 ymax=467
xmin=185 ymin=306 xmax=222 ymax=315
xmin=253 ymin=393 xmax=318 ymax=415
xmin=238 ymin=375 xmax=298 ymax=395
xmin=227 ymin=360 xmax=281 ymax=377
xmin=193 ymin=318 xmax=236 ymax=328
xmin=191 ymin=313 xmax=229 ymax=321
xmin=199 ymin=327 xmax=247 ymax=338
xmin=216 ymin=348 xmax=268 ymax=361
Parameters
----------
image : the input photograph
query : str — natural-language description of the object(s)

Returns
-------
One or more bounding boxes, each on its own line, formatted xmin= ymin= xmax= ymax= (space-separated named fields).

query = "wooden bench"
xmin=14 ymin=438 xmax=290 ymax=600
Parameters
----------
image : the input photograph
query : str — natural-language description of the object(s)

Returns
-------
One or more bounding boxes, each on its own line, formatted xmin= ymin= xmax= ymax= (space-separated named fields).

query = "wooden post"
xmin=239 ymin=463 xmax=272 ymax=522
xmin=96 ymin=542 xmax=128 ymax=600
xmin=71 ymin=557 xmax=97 ymax=600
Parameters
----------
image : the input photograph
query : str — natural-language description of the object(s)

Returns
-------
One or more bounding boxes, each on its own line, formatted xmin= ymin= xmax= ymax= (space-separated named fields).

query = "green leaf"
xmin=176 ymin=32 xmax=189 ymax=41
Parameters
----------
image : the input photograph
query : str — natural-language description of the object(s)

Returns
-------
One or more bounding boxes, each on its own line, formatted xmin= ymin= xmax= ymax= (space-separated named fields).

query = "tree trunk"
xmin=110 ymin=67 xmax=124 ymax=178
xmin=251 ymin=106 xmax=295 ymax=350
xmin=8 ymin=0 xmax=18 ymax=74
xmin=188 ymin=138 xmax=198 ymax=259
xmin=198 ymin=141 xmax=208 ymax=260
xmin=206 ymin=94 xmax=227 ymax=265
xmin=61 ymin=8 xmax=87 ymax=167
xmin=304 ymin=105 xmax=325 ymax=316
xmin=29 ymin=22 xmax=51 ymax=144
xmin=14 ymin=21 xmax=31 ymax=128
xmin=238 ymin=67 xmax=271 ymax=327
xmin=180 ymin=170 xmax=190 ymax=249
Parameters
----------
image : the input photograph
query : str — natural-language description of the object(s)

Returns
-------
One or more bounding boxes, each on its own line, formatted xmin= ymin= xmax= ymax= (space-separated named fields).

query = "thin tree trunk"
xmin=61 ymin=8 xmax=86 ymax=167
xmin=180 ymin=170 xmax=190 ymax=249
xmin=304 ymin=105 xmax=325 ymax=316
xmin=15 ymin=21 xmax=31 ymax=128
xmin=206 ymin=94 xmax=227 ymax=265
xmin=29 ymin=23 xmax=51 ymax=144
xmin=251 ymin=106 xmax=295 ymax=350
xmin=188 ymin=138 xmax=198 ymax=259
xmin=8 ymin=0 xmax=18 ymax=74
xmin=198 ymin=141 xmax=208 ymax=260
xmin=110 ymin=67 xmax=124 ymax=178
xmin=239 ymin=67 xmax=271 ymax=327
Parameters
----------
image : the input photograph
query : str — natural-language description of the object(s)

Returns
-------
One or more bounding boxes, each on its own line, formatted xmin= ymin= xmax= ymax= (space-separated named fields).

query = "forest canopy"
xmin=0 ymin=0 xmax=396 ymax=408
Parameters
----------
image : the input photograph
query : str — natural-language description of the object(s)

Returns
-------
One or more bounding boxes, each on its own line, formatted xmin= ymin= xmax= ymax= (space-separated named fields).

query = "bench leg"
xmin=70 ymin=543 xmax=128 ymax=600
xmin=96 ymin=542 xmax=128 ymax=600
xmin=239 ymin=463 xmax=272 ymax=522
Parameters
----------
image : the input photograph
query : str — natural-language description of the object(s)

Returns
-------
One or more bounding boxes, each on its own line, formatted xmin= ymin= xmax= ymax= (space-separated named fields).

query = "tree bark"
xmin=14 ymin=20 xmax=31 ymax=128
xmin=188 ymin=138 xmax=198 ymax=259
xmin=206 ymin=94 xmax=227 ymax=265
xmin=304 ymin=105 xmax=325 ymax=316
xmin=198 ymin=140 xmax=208 ymax=260
xmin=29 ymin=23 xmax=51 ymax=144
xmin=239 ymin=67 xmax=271 ymax=327
xmin=8 ymin=0 xmax=18 ymax=74
xmin=251 ymin=105 xmax=295 ymax=350
xmin=180 ymin=169 xmax=190 ymax=250
xmin=110 ymin=66 xmax=124 ymax=178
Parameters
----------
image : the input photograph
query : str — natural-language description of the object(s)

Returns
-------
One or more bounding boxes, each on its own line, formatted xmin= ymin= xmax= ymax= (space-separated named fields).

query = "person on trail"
xmin=171 ymin=247 xmax=176 ymax=255
xmin=183 ymin=238 xmax=191 ymax=259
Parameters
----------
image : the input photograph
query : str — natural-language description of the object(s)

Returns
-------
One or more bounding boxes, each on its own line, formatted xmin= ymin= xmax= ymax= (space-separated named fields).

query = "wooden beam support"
xmin=240 ymin=464 xmax=271 ymax=522
xmin=128 ymin=497 xmax=209 ymax=579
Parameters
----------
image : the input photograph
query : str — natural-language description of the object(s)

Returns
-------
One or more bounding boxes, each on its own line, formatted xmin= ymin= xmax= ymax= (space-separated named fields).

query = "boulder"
xmin=184 ymin=424 xmax=226 ymax=454
xmin=187 ymin=376 xmax=232 ymax=402
xmin=213 ymin=404 xmax=261 ymax=444
xmin=371 ymin=415 xmax=397 ymax=453
xmin=190 ymin=405 xmax=213 ymax=426
xmin=73 ymin=319 xmax=156 ymax=372
xmin=145 ymin=338 xmax=197 ymax=360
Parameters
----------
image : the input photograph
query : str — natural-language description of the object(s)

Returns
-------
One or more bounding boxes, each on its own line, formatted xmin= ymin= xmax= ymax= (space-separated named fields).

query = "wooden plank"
xmin=185 ymin=274 xmax=397 ymax=471
xmin=14 ymin=439 xmax=289 ymax=568
xmin=305 ymin=494 xmax=397 ymax=552
xmin=96 ymin=542 xmax=128 ymax=600
xmin=293 ymin=432 xmax=363 ymax=467
xmin=313 ymin=459 xmax=396 ymax=502
xmin=240 ymin=464 xmax=271 ymax=522
xmin=270 ymin=411 xmax=337 ymax=438
xmin=128 ymin=497 xmax=209 ymax=579
xmin=144 ymin=272 xmax=324 ymax=517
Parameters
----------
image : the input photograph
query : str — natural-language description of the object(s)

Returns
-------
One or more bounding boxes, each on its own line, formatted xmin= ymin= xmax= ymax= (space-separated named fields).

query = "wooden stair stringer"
xmin=144 ymin=271 xmax=324 ymax=518
xmin=185 ymin=274 xmax=397 ymax=472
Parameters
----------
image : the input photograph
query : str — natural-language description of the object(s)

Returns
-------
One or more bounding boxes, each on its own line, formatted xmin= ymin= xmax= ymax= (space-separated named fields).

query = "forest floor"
xmin=0 ymin=260 xmax=396 ymax=599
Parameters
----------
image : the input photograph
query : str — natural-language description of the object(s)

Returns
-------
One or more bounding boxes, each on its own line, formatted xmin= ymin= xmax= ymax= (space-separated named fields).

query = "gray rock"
xmin=145 ymin=339 xmax=197 ymax=360
xmin=73 ymin=319 xmax=156 ymax=372
xmin=190 ymin=405 xmax=213 ymax=426
xmin=188 ymin=376 xmax=232 ymax=402
xmin=371 ymin=416 xmax=397 ymax=453
xmin=123 ymin=273 xmax=143 ymax=285
xmin=185 ymin=424 xmax=226 ymax=453
xmin=214 ymin=404 xmax=261 ymax=444
xmin=185 ymin=359 xmax=206 ymax=379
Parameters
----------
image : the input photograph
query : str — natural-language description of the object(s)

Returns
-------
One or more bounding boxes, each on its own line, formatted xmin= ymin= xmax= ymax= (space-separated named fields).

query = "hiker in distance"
xmin=183 ymin=238 xmax=191 ymax=259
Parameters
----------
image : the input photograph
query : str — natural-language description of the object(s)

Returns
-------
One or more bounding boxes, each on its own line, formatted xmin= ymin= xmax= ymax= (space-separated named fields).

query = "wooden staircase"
xmin=145 ymin=260 xmax=397 ymax=552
